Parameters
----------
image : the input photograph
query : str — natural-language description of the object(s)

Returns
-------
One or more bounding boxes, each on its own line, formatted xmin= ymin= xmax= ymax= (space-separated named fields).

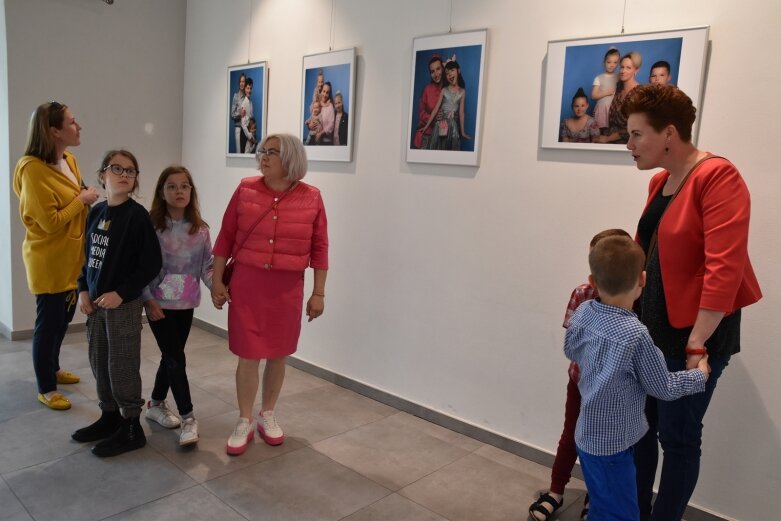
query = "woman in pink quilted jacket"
xmin=212 ymin=133 xmax=329 ymax=456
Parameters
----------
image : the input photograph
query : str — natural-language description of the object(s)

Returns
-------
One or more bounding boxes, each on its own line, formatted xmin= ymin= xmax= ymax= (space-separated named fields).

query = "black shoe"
xmin=91 ymin=416 xmax=146 ymax=457
xmin=72 ymin=410 xmax=122 ymax=443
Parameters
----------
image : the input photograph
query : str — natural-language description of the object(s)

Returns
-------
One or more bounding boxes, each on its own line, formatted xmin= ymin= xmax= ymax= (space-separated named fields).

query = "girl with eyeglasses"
xmin=72 ymin=149 xmax=162 ymax=458
xmin=13 ymin=101 xmax=100 ymax=411
xmin=140 ymin=166 xmax=214 ymax=446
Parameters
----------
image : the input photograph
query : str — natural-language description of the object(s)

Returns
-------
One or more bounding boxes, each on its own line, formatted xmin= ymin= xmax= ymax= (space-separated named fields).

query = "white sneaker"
xmin=146 ymin=400 xmax=181 ymax=428
xmin=226 ymin=418 xmax=254 ymax=455
xmin=179 ymin=417 xmax=199 ymax=446
xmin=257 ymin=410 xmax=284 ymax=446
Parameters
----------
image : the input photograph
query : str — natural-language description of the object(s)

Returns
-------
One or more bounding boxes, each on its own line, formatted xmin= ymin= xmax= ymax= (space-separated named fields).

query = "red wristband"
xmin=685 ymin=346 xmax=707 ymax=356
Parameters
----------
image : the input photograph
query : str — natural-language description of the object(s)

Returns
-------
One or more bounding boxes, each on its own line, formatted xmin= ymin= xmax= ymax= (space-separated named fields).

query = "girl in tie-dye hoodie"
xmin=142 ymin=165 xmax=213 ymax=446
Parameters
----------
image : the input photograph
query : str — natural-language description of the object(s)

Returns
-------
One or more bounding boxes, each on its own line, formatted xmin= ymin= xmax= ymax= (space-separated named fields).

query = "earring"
xmin=665 ymin=137 xmax=670 ymax=154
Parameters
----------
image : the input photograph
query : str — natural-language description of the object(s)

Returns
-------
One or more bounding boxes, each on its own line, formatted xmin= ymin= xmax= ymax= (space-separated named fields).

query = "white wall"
xmin=0 ymin=0 xmax=11 ymax=333
xmin=1 ymin=0 xmax=187 ymax=333
xmin=183 ymin=1 xmax=779 ymax=519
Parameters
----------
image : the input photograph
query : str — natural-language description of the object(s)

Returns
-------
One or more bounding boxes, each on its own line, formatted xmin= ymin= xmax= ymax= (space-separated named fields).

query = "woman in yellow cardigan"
xmin=13 ymin=102 xmax=99 ymax=410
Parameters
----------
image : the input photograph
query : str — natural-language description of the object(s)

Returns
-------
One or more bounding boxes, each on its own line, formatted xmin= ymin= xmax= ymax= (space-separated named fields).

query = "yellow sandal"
xmin=38 ymin=392 xmax=72 ymax=410
xmin=56 ymin=370 xmax=80 ymax=384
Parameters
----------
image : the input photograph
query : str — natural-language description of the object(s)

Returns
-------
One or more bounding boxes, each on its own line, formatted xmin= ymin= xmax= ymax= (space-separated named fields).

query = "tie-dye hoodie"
xmin=142 ymin=217 xmax=214 ymax=309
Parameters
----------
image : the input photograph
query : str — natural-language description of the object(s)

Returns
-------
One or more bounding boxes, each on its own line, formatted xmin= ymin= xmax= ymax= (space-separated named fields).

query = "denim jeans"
xmin=634 ymin=356 xmax=730 ymax=521
xmin=32 ymin=291 xmax=77 ymax=393
xmin=578 ymin=447 xmax=639 ymax=521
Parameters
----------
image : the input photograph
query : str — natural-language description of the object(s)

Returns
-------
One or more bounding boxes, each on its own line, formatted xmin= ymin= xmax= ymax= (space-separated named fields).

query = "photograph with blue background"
xmin=302 ymin=63 xmax=351 ymax=140
xmin=228 ymin=66 xmax=265 ymax=154
xmin=410 ymin=44 xmax=482 ymax=151
xmin=559 ymin=38 xmax=682 ymax=124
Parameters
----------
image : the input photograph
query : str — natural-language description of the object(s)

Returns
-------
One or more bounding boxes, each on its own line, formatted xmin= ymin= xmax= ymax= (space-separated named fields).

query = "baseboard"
xmin=189 ymin=317 xmax=725 ymax=521
xmin=2 ymin=317 xmax=148 ymax=341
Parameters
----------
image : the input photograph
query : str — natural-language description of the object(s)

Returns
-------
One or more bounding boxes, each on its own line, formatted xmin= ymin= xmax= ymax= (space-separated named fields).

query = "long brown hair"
xmin=24 ymin=101 xmax=67 ymax=164
xmin=149 ymin=165 xmax=207 ymax=234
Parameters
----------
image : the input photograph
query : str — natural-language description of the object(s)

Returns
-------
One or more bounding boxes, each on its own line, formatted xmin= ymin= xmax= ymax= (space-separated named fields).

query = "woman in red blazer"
xmin=623 ymin=85 xmax=761 ymax=521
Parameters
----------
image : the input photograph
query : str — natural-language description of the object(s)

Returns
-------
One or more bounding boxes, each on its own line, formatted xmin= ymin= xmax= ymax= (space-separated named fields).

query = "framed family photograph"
xmin=300 ymin=48 xmax=356 ymax=162
xmin=227 ymin=61 xmax=268 ymax=158
xmin=406 ymin=29 xmax=487 ymax=166
xmin=541 ymin=26 xmax=709 ymax=151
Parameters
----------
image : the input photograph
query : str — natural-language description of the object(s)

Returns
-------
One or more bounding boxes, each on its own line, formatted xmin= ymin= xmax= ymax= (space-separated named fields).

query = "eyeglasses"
xmin=164 ymin=183 xmax=192 ymax=192
xmin=257 ymin=147 xmax=280 ymax=157
xmin=103 ymin=164 xmax=139 ymax=178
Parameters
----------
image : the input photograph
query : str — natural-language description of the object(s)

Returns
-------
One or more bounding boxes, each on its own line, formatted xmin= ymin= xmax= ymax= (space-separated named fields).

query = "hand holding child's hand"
xmin=696 ymin=354 xmax=711 ymax=381
xmin=211 ymin=282 xmax=230 ymax=310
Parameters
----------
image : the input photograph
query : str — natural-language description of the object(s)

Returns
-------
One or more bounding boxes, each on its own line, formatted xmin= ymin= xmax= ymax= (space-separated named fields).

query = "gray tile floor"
xmin=0 ymin=326 xmax=587 ymax=521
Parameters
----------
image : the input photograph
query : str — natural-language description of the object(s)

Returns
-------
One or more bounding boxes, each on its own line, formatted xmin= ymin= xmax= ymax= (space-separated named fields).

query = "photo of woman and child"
xmin=411 ymin=45 xmax=482 ymax=152
xmin=558 ymin=39 xmax=680 ymax=144
xmin=301 ymin=66 xmax=350 ymax=147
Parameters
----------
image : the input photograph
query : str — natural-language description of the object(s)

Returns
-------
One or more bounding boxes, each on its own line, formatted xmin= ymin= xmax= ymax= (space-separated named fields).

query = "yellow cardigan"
xmin=13 ymin=151 xmax=89 ymax=294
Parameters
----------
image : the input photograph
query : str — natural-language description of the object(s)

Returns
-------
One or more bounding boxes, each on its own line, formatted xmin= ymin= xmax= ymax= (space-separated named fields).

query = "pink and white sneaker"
xmin=226 ymin=418 xmax=254 ymax=455
xmin=257 ymin=410 xmax=285 ymax=446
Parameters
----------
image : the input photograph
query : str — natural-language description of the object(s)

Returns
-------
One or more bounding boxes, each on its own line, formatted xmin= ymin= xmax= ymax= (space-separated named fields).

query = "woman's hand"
xmin=95 ymin=291 xmax=123 ymax=309
xmin=78 ymin=291 xmax=96 ymax=315
xmin=78 ymin=186 xmax=99 ymax=206
xmin=211 ymin=281 xmax=230 ymax=309
xmin=144 ymin=300 xmax=165 ymax=321
xmin=696 ymin=354 xmax=711 ymax=381
xmin=306 ymin=294 xmax=324 ymax=322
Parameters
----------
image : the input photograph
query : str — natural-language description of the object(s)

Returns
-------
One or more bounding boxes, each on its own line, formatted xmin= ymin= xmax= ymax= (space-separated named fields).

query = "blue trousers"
xmin=32 ymin=291 xmax=77 ymax=393
xmin=634 ymin=356 xmax=730 ymax=521
xmin=577 ymin=447 xmax=639 ymax=521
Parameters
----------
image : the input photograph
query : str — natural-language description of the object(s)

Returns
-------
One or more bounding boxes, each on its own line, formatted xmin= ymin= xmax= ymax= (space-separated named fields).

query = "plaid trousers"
xmin=86 ymin=297 xmax=144 ymax=418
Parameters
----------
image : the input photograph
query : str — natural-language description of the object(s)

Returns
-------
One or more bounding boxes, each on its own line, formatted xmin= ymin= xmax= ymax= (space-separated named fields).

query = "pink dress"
xmin=214 ymin=178 xmax=329 ymax=359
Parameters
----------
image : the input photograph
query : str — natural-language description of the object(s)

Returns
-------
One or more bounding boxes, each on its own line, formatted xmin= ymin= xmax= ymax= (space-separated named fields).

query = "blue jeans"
xmin=577 ymin=447 xmax=639 ymax=521
xmin=32 ymin=291 xmax=77 ymax=393
xmin=634 ymin=356 xmax=730 ymax=521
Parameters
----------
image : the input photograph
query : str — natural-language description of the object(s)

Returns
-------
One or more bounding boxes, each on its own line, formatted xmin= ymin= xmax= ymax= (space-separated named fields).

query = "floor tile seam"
xmin=300 ymin=445 xmax=400 ymax=494
xmin=333 ymin=490 xmax=397 ymax=521
xmin=0 ymin=473 xmax=36 ymax=520
xmin=0 ymin=445 xmax=93 ymax=480
xmin=197 ymin=443 xmax=312 ymax=486
xmin=301 ymin=409 xmax=406 ymax=449
xmin=94 ymin=482 xmax=210 ymax=521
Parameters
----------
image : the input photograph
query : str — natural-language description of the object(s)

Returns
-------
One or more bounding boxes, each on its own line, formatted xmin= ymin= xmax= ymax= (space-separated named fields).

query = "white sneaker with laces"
xmin=257 ymin=410 xmax=284 ymax=445
xmin=145 ymin=400 xmax=181 ymax=428
xmin=179 ymin=417 xmax=199 ymax=446
xmin=226 ymin=418 xmax=254 ymax=455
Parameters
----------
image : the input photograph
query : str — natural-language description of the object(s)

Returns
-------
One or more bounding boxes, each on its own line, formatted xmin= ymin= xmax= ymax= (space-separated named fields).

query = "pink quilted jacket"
xmin=214 ymin=177 xmax=328 ymax=271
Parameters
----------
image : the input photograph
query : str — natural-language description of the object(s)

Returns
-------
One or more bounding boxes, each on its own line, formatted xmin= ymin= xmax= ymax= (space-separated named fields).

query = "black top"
xmin=638 ymin=189 xmax=741 ymax=360
xmin=78 ymin=199 xmax=162 ymax=302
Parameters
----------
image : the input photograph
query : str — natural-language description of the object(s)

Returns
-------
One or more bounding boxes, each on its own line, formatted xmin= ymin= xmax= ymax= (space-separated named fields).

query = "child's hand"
xmin=144 ymin=300 xmax=165 ymax=321
xmin=96 ymin=291 xmax=123 ymax=309
xmin=696 ymin=354 xmax=711 ymax=381
xmin=211 ymin=282 xmax=230 ymax=310
xmin=78 ymin=291 xmax=96 ymax=315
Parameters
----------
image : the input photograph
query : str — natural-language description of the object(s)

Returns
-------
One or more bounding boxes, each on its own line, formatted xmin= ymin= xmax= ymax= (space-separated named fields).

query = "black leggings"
xmin=148 ymin=309 xmax=194 ymax=416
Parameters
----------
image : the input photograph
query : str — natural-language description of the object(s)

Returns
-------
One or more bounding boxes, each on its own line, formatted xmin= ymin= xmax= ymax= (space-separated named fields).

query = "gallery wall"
xmin=0 ymin=0 xmax=187 ymax=332
xmin=184 ymin=1 xmax=780 ymax=519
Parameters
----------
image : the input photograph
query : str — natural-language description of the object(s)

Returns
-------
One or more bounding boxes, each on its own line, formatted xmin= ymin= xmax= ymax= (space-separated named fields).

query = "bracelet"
xmin=685 ymin=346 xmax=707 ymax=356
xmin=312 ymin=292 xmax=325 ymax=297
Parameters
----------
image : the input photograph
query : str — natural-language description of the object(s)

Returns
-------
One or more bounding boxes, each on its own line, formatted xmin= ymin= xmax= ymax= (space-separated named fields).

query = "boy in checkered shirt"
xmin=564 ymin=235 xmax=709 ymax=521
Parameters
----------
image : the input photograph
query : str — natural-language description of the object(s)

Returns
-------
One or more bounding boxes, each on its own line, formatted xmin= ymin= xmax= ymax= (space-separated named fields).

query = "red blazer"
xmin=641 ymin=157 xmax=761 ymax=328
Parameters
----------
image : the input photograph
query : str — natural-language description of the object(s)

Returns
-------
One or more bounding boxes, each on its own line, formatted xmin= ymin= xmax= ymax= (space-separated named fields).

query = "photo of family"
xmin=406 ymin=30 xmax=487 ymax=166
xmin=300 ymin=48 xmax=355 ymax=162
xmin=226 ymin=62 xmax=267 ymax=157
xmin=541 ymin=27 xmax=709 ymax=150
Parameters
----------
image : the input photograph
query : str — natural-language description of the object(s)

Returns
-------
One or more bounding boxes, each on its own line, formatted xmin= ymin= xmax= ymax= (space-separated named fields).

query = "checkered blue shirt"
xmin=564 ymin=299 xmax=706 ymax=456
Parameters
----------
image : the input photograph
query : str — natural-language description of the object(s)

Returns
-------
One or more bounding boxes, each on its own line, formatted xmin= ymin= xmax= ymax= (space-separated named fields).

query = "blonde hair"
xmin=257 ymin=133 xmax=308 ymax=182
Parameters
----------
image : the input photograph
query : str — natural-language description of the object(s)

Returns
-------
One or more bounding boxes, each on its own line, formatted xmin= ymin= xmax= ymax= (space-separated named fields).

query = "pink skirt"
xmin=227 ymin=263 xmax=304 ymax=359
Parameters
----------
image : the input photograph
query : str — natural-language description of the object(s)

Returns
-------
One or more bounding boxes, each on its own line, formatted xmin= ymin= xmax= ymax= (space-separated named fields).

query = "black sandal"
xmin=528 ymin=492 xmax=563 ymax=521
xmin=580 ymin=493 xmax=589 ymax=521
